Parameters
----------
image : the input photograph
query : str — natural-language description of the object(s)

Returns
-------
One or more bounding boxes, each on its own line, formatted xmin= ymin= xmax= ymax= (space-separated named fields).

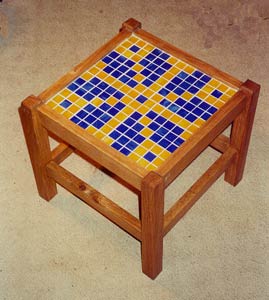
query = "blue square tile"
xmin=133 ymin=134 xmax=145 ymax=143
xmin=92 ymin=109 xmax=103 ymax=118
xmin=160 ymin=99 xmax=171 ymax=107
xmin=124 ymin=60 xmax=135 ymax=67
xmin=104 ymin=66 xmax=114 ymax=74
xmin=155 ymin=68 xmax=166 ymax=75
xmin=144 ymin=151 xmax=156 ymax=162
xmin=142 ymin=79 xmax=153 ymax=87
xmin=60 ymin=99 xmax=72 ymax=108
xmin=185 ymin=76 xmax=196 ymax=84
xmin=127 ymin=79 xmax=138 ymax=88
xmin=194 ymin=80 xmax=206 ymax=89
xmin=147 ymin=63 xmax=158 ymax=71
xmin=109 ymin=51 xmax=119 ymax=59
xmin=199 ymin=101 xmax=210 ymax=110
xmin=155 ymin=116 xmax=166 ymax=125
xmin=171 ymin=77 xmax=182 ymax=85
xmin=174 ymin=137 xmax=184 ymax=146
xmin=167 ymin=144 xmax=178 ymax=153
xmin=172 ymin=126 xmax=183 ymax=135
xmin=93 ymin=119 xmax=105 ymax=129
xmin=99 ymin=113 xmax=111 ymax=123
xmin=68 ymin=83 xmax=79 ymax=91
xmin=175 ymin=98 xmax=187 ymax=107
xmin=192 ymin=107 xmax=204 ymax=116
xmin=174 ymin=87 xmax=184 ymax=96
xmin=78 ymin=121 xmax=88 ymax=129
xmin=98 ymin=82 xmax=109 ymax=90
xmin=159 ymin=88 xmax=169 ymax=96
xmin=150 ymin=133 xmax=162 ymax=142
xmin=118 ymin=65 xmax=128 ymax=73
xmin=145 ymin=53 xmax=156 ymax=61
xmin=119 ymin=75 xmax=130 ymax=83
xmin=125 ymin=140 xmax=138 ymax=151
xmin=102 ymin=56 xmax=112 ymax=64
xmin=77 ymin=110 xmax=88 ymax=119
xmin=118 ymin=135 xmax=129 ymax=145
xmin=91 ymin=87 xmax=102 ymax=96
xmin=159 ymin=138 xmax=170 ymax=148
xmin=160 ymin=53 xmax=169 ymax=60
xmin=153 ymin=58 xmax=164 ymax=66
xmin=75 ymin=88 xmax=87 ymax=96
xmin=75 ymin=78 xmax=86 ymax=86
xmin=166 ymin=132 xmax=177 ymax=142
xmin=111 ymin=70 xmax=121 ymax=78
xmin=114 ymin=91 xmax=124 ymax=99
xmin=157 ymin=127 xmax=168 ymax=136
xmin=188 ymin=86 xmax=199 ymax=94
xmin=177 ymin=71 xmax=188 ymax=79
xmin=166 ymin=82 xmax=176 ymax=91
xmin=148 ymin=73 xmax=159 ymax=82
xmin=126 ymin=70 xmax=137 ymax=77
xmin=179 ymin=81 xmax=191 ymax=90
xmin=117 ymin=124 xmax=128 ymax=133
xmin=117 ymin=55 xmax=127 ymax=63
xmin=201 ymin=112 xmax=211 ymax=121
xmin=177 ymin=108 xmax=188 ymax=117
xmin=124 ymin=117 xmax=136 ymax=126
xmin=110 ymin=61 xmax=120 ymax=69
xmin=148 ymin=122 xmax=159 ymax=131
xmin=108 ymin=107 xmax=118 ymax=116
xmin=70 ymin=116 xmax=80 ymax=124
xmin=130 ymin=45 xmax=140 ymax=52
xmin=111 ymin=142 xmax=122 ymax=150
xmin=192 ymin=70 xmax=203 ymax=78
xmin=83 ymin=82 xmax=94 ymax=91
xmin=114 ymin=102 xmax=125 ymax=110
xmin=100 ymin=103 xmax=111 ymax=111
xmin=136 ymin=95 xmax=147 ymax=103
xmin=184 ymin=102 xmax=195 ymax=111
xmin=185 ymin=113 xmax=197 ymax=122
xmin=90 ymin=77 xmax=101 ymax=85
xmin=141 ymin=69 xmax=151 ymax=76
xmin=100 ymin=92 xmax=110 ymax=100
xmin=146 ymin=111 xmax=157 ymax=120
xmin=161 ymin=62 xmax=172 ymax=70
xmin=84 ymin=103 xmax=95 ymax=113
xmin=139 ymin=59 xmax=150 ymax=67
xmin=152 ymin=48 xmax=162 ymax=56
xmin=201 ymin=74 xmax=211 ymax=83
xmin=131 ymin=112 xmax=142 ymax=120
xmin=190 ymin=96 xmax=202 ymax=105
xmin=106 ymin=86 xmax=117 ymax=95
xmin=133 ymin=123 xmax=144 ymax=132
xmin=163 ymin=120 xmax=174 ymax=130
xmin=168 ymin=103 xmax=180 ymax=113
xmin=120 ymin=148 xmax=131 ymax=155
xmin=208 ymin=106 xmax=218 ymax=114
xmin=125 ymin=129 xmax=137 ymax=138
xmin=109 ymin=130 xmax=121 ymax=139
xmin=211 ymin=90 xmax=223 ymax=98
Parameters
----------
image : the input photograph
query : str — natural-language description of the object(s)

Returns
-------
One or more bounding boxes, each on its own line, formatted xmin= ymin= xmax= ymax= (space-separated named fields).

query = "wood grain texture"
xmin=51 ymin=142 xmax=74 ymax=164
xmin=157 ymin=90 xmax=246 ymax=187
xmin=19 ymin=96 xmax=57 ymax=200
xmin=141 ymin=172 xmax=164 ymax=279
xmin=120 ymin=18 xmax=142 ymax=32
xmin=225 ymin=80 xmax=260 ymax=185
xmin=47 ymin=161 xmax=142 ymax=240
xmin=164 ymin=147 xmax=237 ymax=236
xmin=37 ymin=105 xmax=147 ymax=190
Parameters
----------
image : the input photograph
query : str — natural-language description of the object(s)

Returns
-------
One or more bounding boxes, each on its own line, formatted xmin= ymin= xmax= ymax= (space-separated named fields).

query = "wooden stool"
xmin=19 ymin=19 xmax=260 ymax=279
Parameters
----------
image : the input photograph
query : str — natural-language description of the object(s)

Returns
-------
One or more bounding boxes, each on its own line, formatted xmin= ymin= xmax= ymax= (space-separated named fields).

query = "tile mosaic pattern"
xmin=46 ymin=34 xmax=237 ymax=170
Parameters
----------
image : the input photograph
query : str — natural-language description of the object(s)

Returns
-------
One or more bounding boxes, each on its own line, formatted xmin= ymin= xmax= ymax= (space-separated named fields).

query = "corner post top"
xmin=120 ymin=18 xmax=142 ymax=32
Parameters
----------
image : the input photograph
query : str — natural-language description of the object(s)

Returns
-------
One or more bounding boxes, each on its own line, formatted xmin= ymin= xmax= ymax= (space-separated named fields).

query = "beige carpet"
xmin=1 ymin=1 xmax=268 ymax=299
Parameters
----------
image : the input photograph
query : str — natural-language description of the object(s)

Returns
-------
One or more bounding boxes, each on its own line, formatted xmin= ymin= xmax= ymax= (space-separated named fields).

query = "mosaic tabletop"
xmin=46 ymin=34 xmax=237 ymax=171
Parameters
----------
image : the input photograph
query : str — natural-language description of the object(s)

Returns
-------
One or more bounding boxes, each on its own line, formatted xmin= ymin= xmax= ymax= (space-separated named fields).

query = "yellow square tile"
xmin=121 ymin=96 xmax=132 ymax=105
xmin=184 ymin=65 xmax=195 ymax=74
xmin=214 ymin=100 xmax=225 ymax=108
xmin=129 ymin=101 xmax=140 ymax=109
xmin=91 ymin=98 xmax=102 ymax=107
xmin=107 ymin=96 xmax=118 ymax=106
xmin=133 ymin=74 xmax=144 ymax=82
xmin=181 ymin=91 xmax=192 ymax=100
xmin=150 ymin=83 xmax=161 ymax=92
xmin=115 ymin=112 xmax=127 ymax=121
xmin=119 ymin=84 xmax=131 ymax=94
xmin=137 ymin=105 xmax=149 ymax=115
xmin=134 ymin=146 xmax=147 ymax=156
xmin=163 ymin=72 xmax=174 ymax=80
xmin=89 ymin=66 xmax=99 ymax=75
xmin=159 ymin=150 xmax=171 ymax=160
xmin=137 ymin=40 xmax=146 ymax=48
xmin=135 ymin=84 xmax=147 ymax=92
xmin=167 ymin=57 xmax=178 ymax=65
xmin=107 ymin=118 xmax=119 ymax=128
xmin=123 ymin=50 xmax=133 ymax=58
xmin=63 ymin=110 xmax=73 ymax=119
xmin=137 ymin=158 xmax=149 ymax=168
xmin=152 ymin=157 xmax=164 ymax=168
xmin=115 ymin=46 xmax=125 ymax=53
xmin=176 ymin=61 xmax=186 ymax=69
xmin=133 ymin=64 xmax=143 ymax=72
xmin=95 ymin=61 xmax=106 ymax=69
xmin=220 ymin=94 xmax=230 ymax=102
xmin=170 ymin=114 xmax=181 ymax=124
xmin=54 ymin=106 xmax=64 ymax=114
xmin=128 ymin=152 xmax=140 ymax=162
xmin=151 ymin=144 xmax=163 ymax=155
xmin=94 ymin=131 xmax=105 ymax=140
xmin=151 ymin=93 xmax=162 ymax=102
xmin=156 ymin=77 xmax=168 ymax=86
xmin=141 ymin=136 xmax=154 ymax=146
xmin=146 ymin=164 xmax=157 ymax=171
xmin=122 ymin=41 xmax=132 ymax=48
xmin=153 ymin=104 xmax=163 ymax=113
xmin=98 ymin=71 xmax=108 ymax=80
xmin=140 ymin=116 xmax=151 ymax=126
xmin=75 ymin=98 xmax=87 ymax=107
xmin=180 ymin=131 xmax=192 ymax=140
xmin=209 ymin=78 xmax=220 ymax=88
xmin=144 ymin=44 xmax=154 ymax=51
xmin=132 ymin=54 xmax=141 ymax=62
xmin=205 ymin=95 xmax=216 ymax=105
xmin=188 ymin=124 xmax=199 ymax=133
xmin=122 ymin=106 xmax=134 ymax=115
xmin=179 ymin=118 xmax=191 ymax=129
xmin=202 ymin=85 xmax=214 ymax=94
xmin=101 ymin=124 xmax=113 ymax=134
xmin=81 ymin=72 xmax=92 ymax=81
xmin=47 ymin=101 xmax=57 ymax=109
xmin=105 ymin=76 xmax=115 ymax=84
xmin=166 ymin=92 xmax=178 ymax=101
xmin=169 ymin=67 xmax=180 ymax=75
xmin=218 ymin=84 xmax=229 ymax=93
xmin=112 ymin=81 xmax=123 ymax=89
xmin=86 ymin=126 xmax=96 ymax=134
xmin=226 ymin=89 xmax=236 ymax=97
xmin=61 ymin=89 xmax=72 ymax=97
xmin=128 ymin=90 xmax=139 ymax=99
xmin=196 ymin=90 xmax=208 ymax=100
xmin=144 ymin=99 xmax=155 ymax=108
xmin=129 ymin=36 xmax=139 ymax=43
xmin=68 ymin=104 xmax=80 ymax=114
xmin=103 ymin=136 xmax=113 ymax=145
xmin=161 ymin=109 xmax=173 ymax=119
xmin=52 ymin=94 xmax=64 ymax=103
xmin=68 ymin=93 xmax=79 ymax=102
xmin=194 ymin=118 xmax=205 ymax=127
xmin=138 ymin=49 xmax=148 ymax=57
xmin=143 ymin=89 xmax=154 ymax=98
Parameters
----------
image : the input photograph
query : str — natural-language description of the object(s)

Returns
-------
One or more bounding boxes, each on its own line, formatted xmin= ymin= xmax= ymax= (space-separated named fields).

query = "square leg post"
xmin=19 ymin=96 xmax=57 ymax=200
xmin=141 ymin=172 xmax=164 ymax=279
xmin=225 ymin=80 xmax=260 ymax=186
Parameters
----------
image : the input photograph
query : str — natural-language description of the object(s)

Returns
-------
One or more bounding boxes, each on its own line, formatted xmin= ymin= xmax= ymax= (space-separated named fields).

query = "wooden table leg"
xmin=141 ymin=172 xmax=164 ymax=279
xmin=19 ymin=96 xmax=57 ymax=200
xmin=225 ymin=80 xmax=260 ymax=186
